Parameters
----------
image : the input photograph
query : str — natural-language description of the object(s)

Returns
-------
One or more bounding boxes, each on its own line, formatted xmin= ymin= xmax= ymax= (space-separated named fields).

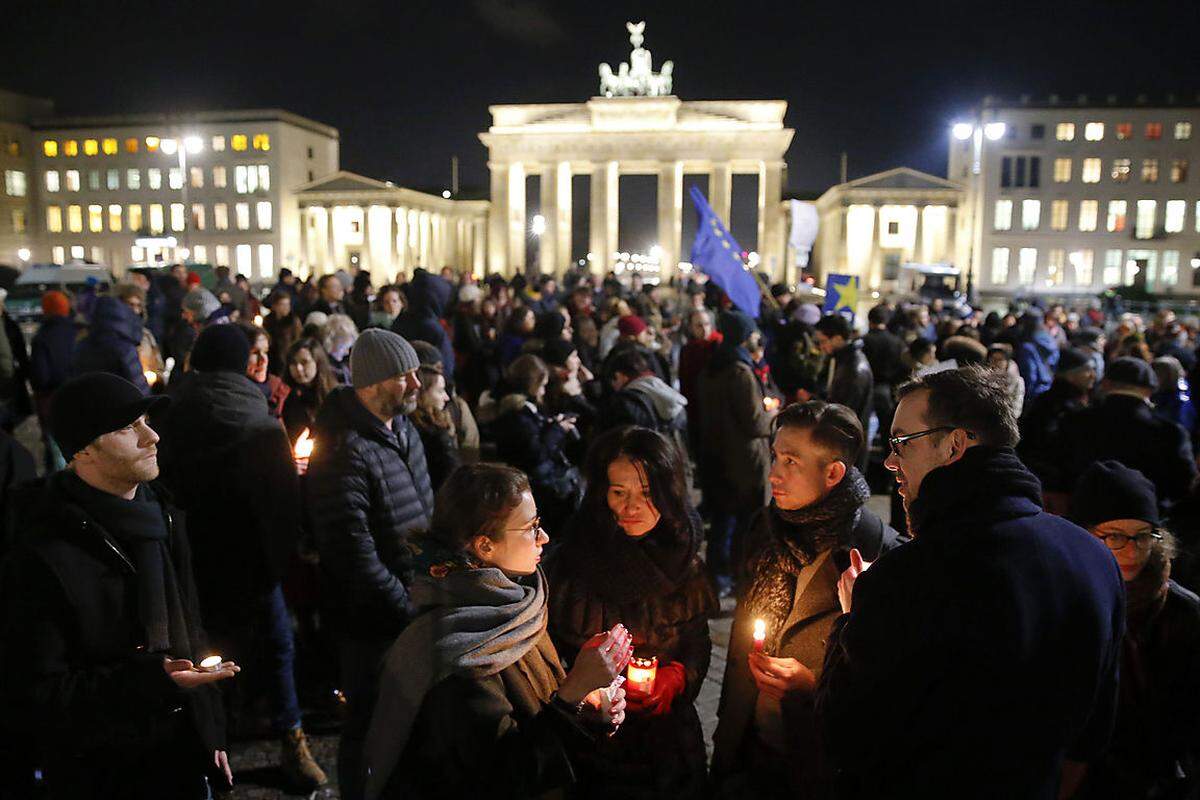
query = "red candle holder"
xmin=626 ymin=655 xmax=657 ymax=694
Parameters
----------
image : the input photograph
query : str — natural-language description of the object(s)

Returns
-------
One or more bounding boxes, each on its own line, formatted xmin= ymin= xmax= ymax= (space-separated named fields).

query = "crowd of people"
xmin=0 ymin=260 xmax=1197 ymax=800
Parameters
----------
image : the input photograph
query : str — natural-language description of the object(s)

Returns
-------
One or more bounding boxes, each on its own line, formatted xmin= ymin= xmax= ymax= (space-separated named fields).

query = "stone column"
xmin=359 ymin=206 xmax=372 ymax=274
xmin=866 ymin=206 xmax=881 ymax=289
xmin=656 ymin=160 xmax=683 ymax=283
xmin=757 ymin=161 xmax=784 ymax=278
xmin=325 ymin=205 xmax=336 ymax=275
xmin=912 ymin=204 xmax=925 ymax=265
xmin=473 ymin=218 xmax=486 ymax=277
xmin=945 ymin=206 xmax=957 ymax=266
xmin=487 ymin=163 xmax=508 ymax=275
xmin=420 ymin=211 xmax=432 ymax=267
xmin=393 ymin=207 xmax=405 ymax=279
xmin=589 ymin=160 xmax=619 ymax=274
xmin=709 ymin=162 xmax=732 ymax=225
xmin=540 ymin=162 xmax=572 ymax=276
xmin=506 ymin=163 xmax=526 ymax=276
xmin=837 ymin=206 xmax=849 ymax=273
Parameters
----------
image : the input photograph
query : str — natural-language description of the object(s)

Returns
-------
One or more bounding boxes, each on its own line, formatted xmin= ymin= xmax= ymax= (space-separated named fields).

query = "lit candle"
xmin=197 ymin=655 xmax=223 ymax=672
xmin=626 ymin=655 xmax=657 ymax=694
xmin=753 ymin=618 xmax=767 ymax=653
xmin=253 ymin=314 xmax=264 ymax=327
xmin=763 ymin=396 xmax=780 ymax=412
xmin=144 ymin=370 xmax=158 ymax=386
xmin=294 ymin=428 xmax=314 ymax=459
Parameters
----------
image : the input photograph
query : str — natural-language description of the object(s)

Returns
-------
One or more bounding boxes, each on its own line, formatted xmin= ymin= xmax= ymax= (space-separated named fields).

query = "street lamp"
xmin=531 ymin=214 xmax=546 ymax=237
xmin=16 ymin=248 xmax=30 ymax=262
xmin=984 ymin=122 xmax=1007 ymax=141
xmin=173 ymin=133 xmax=201 ymax=260
xmin=952 ymin=122 xmax=974 ymax=141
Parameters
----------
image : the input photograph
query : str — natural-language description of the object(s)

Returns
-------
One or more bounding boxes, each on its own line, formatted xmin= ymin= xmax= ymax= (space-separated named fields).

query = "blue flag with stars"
xmin=822 ymin=273 xmax=860 ymax=319
xmin=688 ymin=186 xmax=761 ymax=318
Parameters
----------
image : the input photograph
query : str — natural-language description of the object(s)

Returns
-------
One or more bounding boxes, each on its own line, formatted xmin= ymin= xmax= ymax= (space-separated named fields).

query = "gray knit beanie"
xmin=182 ymin=287 xmax=221 ymax=321
xmin=351 ymin=329 xmax=419 ymax=388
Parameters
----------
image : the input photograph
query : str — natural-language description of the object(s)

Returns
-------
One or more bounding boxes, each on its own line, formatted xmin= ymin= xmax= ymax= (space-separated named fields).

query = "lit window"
xmin=1142 ymin=159 xmax=1159 ymax=182
xmin=131 ymin=245 xmax=144 ymax=262
xmin=1165 ymin=200 xmax=1186 ymax=233
xmin=71 ymin=245 xmax=85 ymax=261
xmin=1111 ymin=158 xmax=1131 ymax=182
xmin=1053 ymin=158 xmax=1071 ymax=182
xmin=1176 ymin=122 xmax=1193 ymax=140
xmin=44 ymin=171 xmax=60 ymax=193
xmin=1022 ymin=199 xmax=1040 ymax=230
xmin=1106 ymin=200 xmax=1127 ymax=232
xmin=88 ymin=171 xmax=100 ymax=191
xmin=1145 ymin=123 xmax=1162 ymax=140
xmin=1135 ymin=200 xmax=1156 ymax=239
xmin=215 ymin=245 xmax=230 ymax=266
xmin=236 ymin=244 xmax=252 ymax=273
xmin=235 ymin=202 xmax=250 ymax=230
xmin=1018 ymin=248 xmax=1037 ymax=284
xmin=11 ymin=209 xmax=26 ymax=234
xmin=1081 ymin=158 xmax=1101 ymax=183
xmin=192 ymin=245 xmax=207 ymax=263
xmin=212 ymin=166 xmax=226 ymax=188
xmin=1071 ymin=250 xmax=1095 ymax=286
xmin=252 ymin=134 xmax=270 ymax=151
xmin=67 ymin=205 xmax=82 ymax=233
xmin=991 ymin=247 xmax=1010 ymax=285
xmin=51 ymin=246 xmax=64 ymax=265
xmin=88 ymin=205 xmax=103 ymax=233
xmin=1171 ymin=159 xmax=1188 ymax=183
xmin=63 ymin=140 xmax=78 ymax=157
xmin=1116 ymin=123 xmax=1132 ymax=140
xmin=214 ymin=203 xmax=229 ymax=230
xmin=211 ymin=135 xmax=226 ymax=152
xmin=1050 ymin=199 xmax=1069 ymax=231
xmin=190 ymin=166 xmax=204 ymax=188
xmin=1103 ymin=250 xmax=1123 ymax=285
xmin=168 ymin=168 xmax=183 ymax=190
xmin=43 ymin=140 xmax=58 ymax=158
xmin=1162 ymin=251 xmax=1180 ymax=286
xmin=65 ymin=170 xmax=80 ymax=192
xmin=258 ymin=244 xmax=274 ymax=276
xmin=160 ymin=138 xmax=178 ymax=156
xmin=1079 ymin=200 xmax=1098 ymax=231
xmin=106 ymin=169 xmax=119 ymax=190
xmin=994 ymin=199 xmax=1013 ymax=230
xmin=102 ymin=138 xmax=118 ymax=155
xmin=126 ymin=169 xmax=140 ymax=190
xmin=83 ymin=139 xmax=99 ymax=157
xmin=256 ymin=201 xmax=272 ymax=229
xmin=1046 ymin=249 xmax=1066 ymax=286
xmin=145 ymin=136 xmax=160 ymax=153
xmin=46 ymin=206 xmax=62 ymax=233
xmin=231 ymin=134 xmax=248 ymax=152
xmin=235 ymin=165 xmax=249 ymax=194
xmin=108 ymin=204 xmax=122 ymax=232
xmin=3 ymin=170 xmax=26 ymax=197
xmin=1084 ymin=122 xmax=1104 ymax=141
xmin=258 ymin=165 xmax=270 ymax=191
xmin=192 ymin=204 xmax=205 ymax=231
xmin=148 ymin=169 xmax=162 ymax=190
xmin=170 ymin=203 xmax=185 ymax=232
xmin=149 ymin=204 xmax=164 ymax=234
xmin=1197 ymin=201 xmax=1200 ymax=233
xmin=127 ymin=204 xmax=143 ymax=232
xmin=124 ymin=138 xmax=138 ymax=154
xmin=1056 ymin=123 xmax=1075 ymax=141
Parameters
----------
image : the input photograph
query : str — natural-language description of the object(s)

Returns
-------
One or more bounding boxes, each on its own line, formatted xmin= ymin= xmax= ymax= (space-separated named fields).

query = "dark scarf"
xmin=566 ymin=512 xmax=701 ymax=603
xmin=908 ymin=446 xmax=1043 ymax=538
xmin=1125 ymin=547 xmax=1171 ymax=639
xmin=60 ymin=472 xmax=188 ymax=655
xmin=746 ymin=468 xmax=870 ymax=651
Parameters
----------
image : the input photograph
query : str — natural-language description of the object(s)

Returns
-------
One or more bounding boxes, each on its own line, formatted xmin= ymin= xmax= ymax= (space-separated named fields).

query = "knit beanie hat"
xmin=410 ymin=340 xmax=443 ymax=368
xmin=543 ymin=338 xmax=577 ymax=367
xmin=49 ymin=373 xmax=168 ymax=460
xmin=535 ymin=312 xmax=566 ymax=341
xmin=41 ymin=290 xmax=71 ymax=318
xmin=618 ymin=315 xmax=648 ymax=337
xmin=191 ymin=323 xmax=251 ymax=373
xmin=182 ymin=287 xmax=221 ymax=321
xmin=1069 ymin=460 xmax=1160 ymax=528
xmin=351 ymin=329 xmax=419 ymax=388
xmin=717 ymin=309 xmax=757 ymax=345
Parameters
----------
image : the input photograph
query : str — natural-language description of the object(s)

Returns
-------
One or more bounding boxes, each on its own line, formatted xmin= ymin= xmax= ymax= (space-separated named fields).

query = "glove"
xmin=625 ymin=661 xmax=687 ymax=717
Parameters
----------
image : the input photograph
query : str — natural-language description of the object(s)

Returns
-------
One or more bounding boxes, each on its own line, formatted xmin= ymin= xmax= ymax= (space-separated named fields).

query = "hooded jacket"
xmin=601 ymin=374 xmax=687 ymax=435
xmin=393 ymin=269 xmax=455 ymax=375
xmin=71 ymin=295 xmax=150 ymax=394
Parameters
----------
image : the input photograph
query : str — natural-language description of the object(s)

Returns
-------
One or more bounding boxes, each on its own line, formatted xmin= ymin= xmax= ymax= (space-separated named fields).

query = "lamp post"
xmin=163 ymin=134 xmax=203 ymax=261
xmin=952 ymin=113 xmax=1006 ymax=306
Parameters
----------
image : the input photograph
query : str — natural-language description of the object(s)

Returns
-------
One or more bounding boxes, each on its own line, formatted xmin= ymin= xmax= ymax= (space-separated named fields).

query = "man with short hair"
xmin=818 ymin=365 xmax=1125 ymax=799
xmin=1 ymin=372 xmax=237 ymax=798
xmin=861 ymin=304 xmax=905 ymax=457
xmin=311 ymin=273 xmax=347 ymax=316
xmin=814 ymin=314 xmax=873 ymax=469
xmin=306 ymin=328 xmax=432 ymax=800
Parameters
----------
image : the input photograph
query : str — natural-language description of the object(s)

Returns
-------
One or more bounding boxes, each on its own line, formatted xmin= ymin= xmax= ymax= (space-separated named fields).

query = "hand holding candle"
xmin=626 ymin=655 xmax=658 ymax=695
xmin=753 ymin=618 xmax=767 ymax=652
xmin=293 ymin=428 xmax=314 ymax=475
xmin=163 ymin=655 xmax=240 ymax=689
xmin=763 ymin=396 xmax=781 ymax=413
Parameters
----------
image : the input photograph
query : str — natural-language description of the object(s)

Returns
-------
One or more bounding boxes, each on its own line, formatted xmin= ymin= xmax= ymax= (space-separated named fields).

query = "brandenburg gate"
xmin=479 ymin=23 xmax=795 ymax=280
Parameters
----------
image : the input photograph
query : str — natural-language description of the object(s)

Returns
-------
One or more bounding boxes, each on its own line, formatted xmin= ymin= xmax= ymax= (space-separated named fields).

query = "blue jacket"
xmin=1016 ymin=330 xmax=1060 ymax=403
xmin=30 ymin=316 xmax=80 ymax=394
xmin=392 ymin=269 xmax=454 ymax=375
xmin=71 ymin=296 xmax=150 ymax=395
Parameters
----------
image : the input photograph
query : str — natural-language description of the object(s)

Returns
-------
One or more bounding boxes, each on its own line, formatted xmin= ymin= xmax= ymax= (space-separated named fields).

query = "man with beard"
xmin=817 ymin=365 xmax=1125 ymax=799
xmin=711 ymin=401 xmax=901 ymax=798
xmin=306 ymin=328 xmax=432 ymax=800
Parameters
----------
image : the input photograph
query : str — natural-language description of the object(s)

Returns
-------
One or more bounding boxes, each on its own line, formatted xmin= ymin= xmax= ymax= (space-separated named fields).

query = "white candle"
xmin=198 ymin=655 xmax=223 ymax=672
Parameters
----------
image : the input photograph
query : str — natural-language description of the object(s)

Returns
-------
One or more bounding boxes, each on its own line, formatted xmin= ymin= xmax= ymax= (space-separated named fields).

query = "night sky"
xmin=5 ymin=0 xmax=1199 ymax=255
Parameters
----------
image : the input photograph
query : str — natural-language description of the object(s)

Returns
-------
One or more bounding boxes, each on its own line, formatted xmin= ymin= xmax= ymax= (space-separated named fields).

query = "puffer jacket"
xmin=71 ymin=295 xmax=150 ymax=394
xmin=306 ymin=386 xmax=433 ymax=640
xmin=393 ymin=269 xmax=455 ymax=375
xmin=1016 ymin=330 xmax=1060 ymax=404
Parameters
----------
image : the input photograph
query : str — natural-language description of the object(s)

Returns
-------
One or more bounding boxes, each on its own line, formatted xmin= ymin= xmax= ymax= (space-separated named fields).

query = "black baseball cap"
xmin=49 ymin=373 xmax=169 ymax=460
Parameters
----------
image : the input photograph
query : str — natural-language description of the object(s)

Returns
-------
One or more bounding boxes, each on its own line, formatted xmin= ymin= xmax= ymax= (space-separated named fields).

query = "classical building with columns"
xmin=478 ymin=24 xmax=794 ymax=281
xmin=812 ymin=167 xmax=966 ymax=294
xmin=296 ymin=171 xmax=488 ymax=279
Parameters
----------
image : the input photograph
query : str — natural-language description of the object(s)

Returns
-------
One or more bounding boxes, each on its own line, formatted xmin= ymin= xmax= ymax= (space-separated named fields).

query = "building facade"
xmin=0 ymin=88 xmax=53 ymax=268
xmin=951 ymin=95 xmax=1200 ymax=299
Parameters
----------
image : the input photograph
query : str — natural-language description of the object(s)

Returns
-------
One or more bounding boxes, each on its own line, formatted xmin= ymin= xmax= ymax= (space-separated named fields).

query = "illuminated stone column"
xmin=656 ymin=160 xmax=683 ymax=282
xmin=473 ymin=219 xmax=486 ymax=277
xmin=709 ymin=162 xmax=732 ymax=225
xmin=757 ymin=160 xmax=784 ymax=278
xmin=393 ymin=207 xmax=406 ymax=279
xmin=912 ymin=205 xmax=925 ymax=264
xmin=359 ymin=206 xmax=372 ymax=274
xmin=540 ymin=161 xmax=572 ymax=276
xmin=589 ymin=160 xmax=619 ymax=274
xmin=487 ymin=163 xmax=509 ymax=275
xmin=325 ymin=205 xmax=336 ymax=275
xmin=506 ymin=163 xmax=526 ymax=276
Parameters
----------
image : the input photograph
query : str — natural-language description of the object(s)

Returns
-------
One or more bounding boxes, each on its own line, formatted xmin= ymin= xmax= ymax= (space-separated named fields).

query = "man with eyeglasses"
xmin=816 ymin=365 xmax=1125 ymax=799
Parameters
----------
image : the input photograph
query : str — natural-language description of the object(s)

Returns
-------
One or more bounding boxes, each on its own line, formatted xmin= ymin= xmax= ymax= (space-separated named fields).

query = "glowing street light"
xmin=16 ymin=248 xmax=30 ymax=262
xmin=160 ymin=137 xmax=178 ymax=155
xmin=442 ymin=190 xmax=451 ymax=199
xmin=531 ymin=214 xmax=546 ymax=236
xmin=952 ymin=122 xmax=974 ymax=141
xmin=184 ymin=136 xmax=203 ymax=154
xmin=984 ymin=122 xmax=1007 ymax=141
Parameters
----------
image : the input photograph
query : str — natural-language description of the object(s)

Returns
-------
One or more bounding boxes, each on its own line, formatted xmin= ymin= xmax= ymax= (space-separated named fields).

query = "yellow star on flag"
xmin=832 ymin=277 xmax=859 ymax=313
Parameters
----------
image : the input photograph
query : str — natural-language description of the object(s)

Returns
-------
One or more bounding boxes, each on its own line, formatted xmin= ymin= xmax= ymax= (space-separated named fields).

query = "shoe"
xmin=280 ymin=727 xmax=327 ymax=791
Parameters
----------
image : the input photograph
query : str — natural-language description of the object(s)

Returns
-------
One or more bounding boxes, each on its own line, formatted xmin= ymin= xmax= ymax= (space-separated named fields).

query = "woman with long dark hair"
xmin=280 ymin=337 xmax=338 ymax=444
xmin=547 ymin=426 xmax=718 ymax=799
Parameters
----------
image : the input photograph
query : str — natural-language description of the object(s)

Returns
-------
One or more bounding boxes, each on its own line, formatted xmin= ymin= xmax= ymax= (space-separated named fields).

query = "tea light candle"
xmin=144 ymin=370 xmax=158 ymax=387
xmin=197 ymin=655 xmax=223 ymax=672
xmin=626 ymin=655 xmax=657 ymax=694
xmin=753 ymin=619 xmax=767 ymax=653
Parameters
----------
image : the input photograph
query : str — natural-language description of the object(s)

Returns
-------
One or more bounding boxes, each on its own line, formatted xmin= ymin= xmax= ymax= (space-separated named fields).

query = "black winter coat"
xmin=393 ymin=269 xmax=455 ymax=375
xmin=861 ymin=328 xmax=906 ymax=386
xmin=547 ymin=515 xmax=718 ymax=799
xmin=30 ymin=315 xmax=80 ymax=395
xmin=1017 ymin=378 xmax=1088 ymax=492
xmin=817 ymin=447 xmax=1125 ymax=800
xmin=306 ymin=386 xmax=433 ymax=640
xmin=821 ymin=341 xmax=873 ymax=466
xmin=159 ymin=370 xmax=301 ymax=624
xmin=490 ymin=394 xmax=581 ymax=536
xmin=0 ymin=474 xmax=225 ymax=799
xmin=71 ymin=296 xmax=150 ymax=395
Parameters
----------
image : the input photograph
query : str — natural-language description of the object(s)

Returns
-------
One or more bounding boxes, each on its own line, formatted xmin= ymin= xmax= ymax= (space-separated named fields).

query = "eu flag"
xmin=688 ymin=186 xmax=762 ymax=318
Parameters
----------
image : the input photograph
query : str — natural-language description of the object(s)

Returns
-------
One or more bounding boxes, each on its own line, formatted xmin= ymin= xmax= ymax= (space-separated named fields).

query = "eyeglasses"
xmin=887 ymin=427 xmax=975 ymax=456
xmin=505 ymin=517 xmax=543 ymax=538
xmin=1092 ymin=528 xmax=1161 ymax=552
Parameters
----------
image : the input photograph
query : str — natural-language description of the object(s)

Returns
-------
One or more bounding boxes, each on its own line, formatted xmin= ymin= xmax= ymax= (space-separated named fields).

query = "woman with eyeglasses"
xmin=1068 ymin=460 xmax=1200 ymax=800
xmin=363 ymin=463 xmax=632 ymax=800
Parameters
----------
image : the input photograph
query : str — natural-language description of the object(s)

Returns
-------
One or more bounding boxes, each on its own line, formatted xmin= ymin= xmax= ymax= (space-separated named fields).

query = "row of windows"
xmin=42 ymin=164 xmax=271 ymax=194
xmin=51 ymin=243 xmax=275 ymax=274
xmin=42 ymin=134 xmax=269 ymax=158
xmin=994 ymin=198 xmax=1198 ymax=236
xmin=1003 ymin=121 xmax=1193 ymax=142
xmin=989 ymin=247 xmax=1190 ymax=288
xmin=1001 ymin=156 xmax=1189 ymax=187
xmin=45 ymin=201 xmax=273 ymax=234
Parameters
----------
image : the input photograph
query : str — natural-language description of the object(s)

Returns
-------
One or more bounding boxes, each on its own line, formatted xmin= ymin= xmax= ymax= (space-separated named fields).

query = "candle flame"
xmin=294 ymin=428 xmax=314 ymax=459
xmin=144 ymin=370 xmax=158 ymax=386
xmin=253 ymin=314 xmax=264 ymax=327
xmin=753 ymin=618 xmax=766 ymax=640
xmin=199 ymin=655 xmax=222 ymax=670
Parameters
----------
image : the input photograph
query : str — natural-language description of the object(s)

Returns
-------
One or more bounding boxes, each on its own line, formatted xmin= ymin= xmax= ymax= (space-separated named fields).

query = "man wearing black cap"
xmin=1058 ymin=356 xmax=1198 ymax=507
xmin=1019 ymin=347 xmax=1097 ymax=500
xmin=0 ymin=372 xmax=237 ymax=799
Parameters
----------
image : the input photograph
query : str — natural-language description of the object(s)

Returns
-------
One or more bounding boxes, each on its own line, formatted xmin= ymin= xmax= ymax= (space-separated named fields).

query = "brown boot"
xmin=280 ymin=727 xmax=327 ymax=790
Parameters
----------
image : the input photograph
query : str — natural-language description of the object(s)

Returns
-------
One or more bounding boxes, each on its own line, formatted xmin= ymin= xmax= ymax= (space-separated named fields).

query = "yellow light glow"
xmin=83 ymin=139 xmax=99 ymax=156
xmin=198 ymin=655 xmax=222 ymax=671
xmin=125 ymin=138 xmax=139 ymax=153
xmin=102 ymin=138 xmax=118 ymax=155
xmin=63 ymin=140 xmax=78 ymax=157
xmin=231 ymin=134 xmax=248 ymax=152
xmin=144 ymin=370 xmax=158 ymax=386
xmin=144 ymin=136 xmax=160 ymax=153
xmin=626 ymin=655 xmax=657 ymax=694
xmin=43 ymin=140 xmax=58 ymax=158
xmin=252 ymin=133 xmax=270 ymax=151
xmin=294 ymin=428 xmax=315 ymax=459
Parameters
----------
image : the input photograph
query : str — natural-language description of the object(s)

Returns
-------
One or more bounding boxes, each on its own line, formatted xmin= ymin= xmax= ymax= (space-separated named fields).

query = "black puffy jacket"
xmin=72 ymin=296 xmax=150 ymax=394
xmin=306 ymin=386 xmax=433 ymax=640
